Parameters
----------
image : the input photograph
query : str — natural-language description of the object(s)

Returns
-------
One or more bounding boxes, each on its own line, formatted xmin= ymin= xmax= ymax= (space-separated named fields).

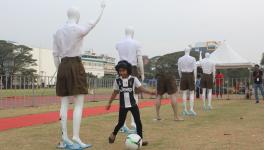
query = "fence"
xmin=0 ymin=75 xmax=257 ymax=109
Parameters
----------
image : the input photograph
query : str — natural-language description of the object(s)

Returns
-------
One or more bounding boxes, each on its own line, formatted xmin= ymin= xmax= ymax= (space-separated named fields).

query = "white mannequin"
xmin=201 ymin=53 xmax=216 ymax=110
xmin=178 ymin=47 xmax=197 ymax=116
xmin=54 ymin=2 xmax=105 ymax=149
xmin=116 ymin=26 xmax=144 ymax=133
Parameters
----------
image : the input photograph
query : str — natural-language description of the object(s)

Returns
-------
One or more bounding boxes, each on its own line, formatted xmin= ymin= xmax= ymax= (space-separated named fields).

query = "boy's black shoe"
xmin=108 ymin=133 xmax=116 ymax=144
xmin=142 ymin=141 xmax=148 ymax=146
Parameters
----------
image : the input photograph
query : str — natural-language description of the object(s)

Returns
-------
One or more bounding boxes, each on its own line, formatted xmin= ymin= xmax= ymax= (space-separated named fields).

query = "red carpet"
xmin=0 ymin=99 xmax=179 ymax=131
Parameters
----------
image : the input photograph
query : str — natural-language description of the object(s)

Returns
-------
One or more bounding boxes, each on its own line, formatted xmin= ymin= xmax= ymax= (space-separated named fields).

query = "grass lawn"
xmin=0 ymin=100 xmax=264 ymax=150
xmin=0 ymin=88 xmax=113 ymax=98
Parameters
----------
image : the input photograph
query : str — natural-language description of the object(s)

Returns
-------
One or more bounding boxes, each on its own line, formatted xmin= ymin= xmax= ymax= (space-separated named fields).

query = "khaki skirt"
xmin=56 ymin=57 xmax=88 ymax=96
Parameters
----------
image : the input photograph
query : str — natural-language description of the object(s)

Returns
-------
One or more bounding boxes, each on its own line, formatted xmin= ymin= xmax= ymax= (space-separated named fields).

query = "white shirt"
xmin=178 ymin=55 xmax=197 ymax=73
xmin=113 ymin=76 xmax=141 ymax=108
xmin=53 ymin=22 xmax=92 ymax=57
xmin=200 ymin=58 xmax=215 ymax=74
xmin=116 ymin=37 xmax=142 ymax=66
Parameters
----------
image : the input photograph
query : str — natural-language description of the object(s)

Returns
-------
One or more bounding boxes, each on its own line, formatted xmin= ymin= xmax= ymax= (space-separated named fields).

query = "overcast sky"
xmin=0 ymin=0 xmax=263 ymax=63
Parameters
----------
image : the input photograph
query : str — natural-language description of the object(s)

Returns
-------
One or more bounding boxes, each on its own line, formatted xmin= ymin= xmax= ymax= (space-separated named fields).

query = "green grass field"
xmin=0 ymin=88 xmax=113 ymax=98
xmin=1 ymin=99 xmax=264 ymax=150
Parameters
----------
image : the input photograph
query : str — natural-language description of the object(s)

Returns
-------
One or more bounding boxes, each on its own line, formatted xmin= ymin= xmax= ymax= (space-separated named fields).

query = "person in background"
xmin=253 ymin=64 xmax=264 ymax=103
xmin=215 ymin=71 xmax=224 ymax=99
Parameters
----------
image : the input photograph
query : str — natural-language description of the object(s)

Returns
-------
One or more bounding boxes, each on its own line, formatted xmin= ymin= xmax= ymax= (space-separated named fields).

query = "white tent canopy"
xmin=206 ymin=42 xmax=253 ymax=69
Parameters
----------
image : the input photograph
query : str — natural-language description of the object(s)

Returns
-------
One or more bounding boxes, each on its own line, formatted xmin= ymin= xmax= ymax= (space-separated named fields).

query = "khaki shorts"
xmin=157 ymin=74 xmax=177 ymax=95
xmin=56 ymin=57 xmax=88 ymax=96
xmin=180 ymin=72 xmax=195 ymax=91
xmin=201 ymin=74 xmax=213 ymax=89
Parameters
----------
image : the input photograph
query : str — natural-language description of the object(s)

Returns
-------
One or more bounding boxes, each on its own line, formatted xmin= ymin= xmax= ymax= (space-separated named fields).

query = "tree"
xmin=0 ymin=40 xmax=37 ymax=88
xmin=0 ymin=40 xmax=37 ymax=76
xmin=144 ymin=51 xmax=200 ymax=79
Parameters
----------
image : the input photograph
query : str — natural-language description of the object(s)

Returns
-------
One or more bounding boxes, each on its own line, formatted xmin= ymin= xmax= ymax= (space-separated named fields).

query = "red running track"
xmin=0 ymin=99 xmax=180 ymax=131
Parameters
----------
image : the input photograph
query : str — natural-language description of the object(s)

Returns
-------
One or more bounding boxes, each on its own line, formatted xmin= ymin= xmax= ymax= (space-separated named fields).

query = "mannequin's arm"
xmin=178 ymin=61 xmax=182 ymax=78
xmin=194 ymin=60 xmax=197 ymax=81
xmin=82 ymin=1 xmax=106 ymax=35
xmin=137 ymin=54 xmax=144 ymax=81
xmin=53 ymin=35 xmax=60 ymax=70
xmin=212 ymin=63 xmax=216 ymax=82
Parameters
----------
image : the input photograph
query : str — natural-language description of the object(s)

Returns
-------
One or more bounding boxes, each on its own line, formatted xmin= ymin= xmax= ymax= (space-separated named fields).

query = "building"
xmin=191 ymin=41 xmax=221 ymax=52
xmin=81 ymin=51 xmax=116 ymax=78
xmin=31 ymin=48 xmax=115 ymax=78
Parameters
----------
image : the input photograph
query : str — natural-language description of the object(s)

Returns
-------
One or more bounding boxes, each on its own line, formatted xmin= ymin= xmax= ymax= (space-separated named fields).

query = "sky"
xmin=0 ymin=0 xmax=264 ymax=63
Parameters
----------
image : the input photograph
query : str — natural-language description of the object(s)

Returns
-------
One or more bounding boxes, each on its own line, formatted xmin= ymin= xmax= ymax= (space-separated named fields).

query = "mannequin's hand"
xmin=101 ymin=1 xmax=106 ymax=9
xmin=141 ymin=74 xmax=145 ymax=81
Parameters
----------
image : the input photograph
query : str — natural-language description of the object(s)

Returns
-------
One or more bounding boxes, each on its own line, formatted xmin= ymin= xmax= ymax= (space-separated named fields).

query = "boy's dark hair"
xmin=255 ymin=64 xmax=259 ymax=68
xmin=115 ymin=60 xmax=132 ymax=75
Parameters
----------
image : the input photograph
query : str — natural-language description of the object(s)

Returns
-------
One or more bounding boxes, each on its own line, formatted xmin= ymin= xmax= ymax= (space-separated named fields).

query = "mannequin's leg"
xmin=202 ymin=88 xmax=207 ymax=110
xmin=189 ymin=91 xmax=197 ymax=116
xmin=60 ymin=96 xmax=73 ymax=144
xmin=72 ymin=95 xmax=92 ymax=148
xmin=182 ymin=90 xmax=189 ymax=115
xmin=208 ymin=89 xmax=213 ymax=110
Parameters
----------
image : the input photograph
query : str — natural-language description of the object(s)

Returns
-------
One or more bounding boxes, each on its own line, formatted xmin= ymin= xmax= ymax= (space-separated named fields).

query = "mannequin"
xmin=116 ymin=26 xmax=144 ymax=133
xmin=178 ymin=47 xmax=197 ymax=116
xmin=200 ymin=53 xmax=215 ymax=110
xmin=53 ymin=2 xmax=105 ymax=149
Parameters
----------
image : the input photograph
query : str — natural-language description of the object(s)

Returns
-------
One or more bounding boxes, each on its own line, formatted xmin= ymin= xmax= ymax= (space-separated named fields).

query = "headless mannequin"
xmin=117 ymin=26 xmax=144 ymax=132
xmin=201 ymin=53 xmax=215 ymax=110
xmin=54 ymin=2 xmax=105 ymax=148
xmin=178 ymin=47 xmax=197 ymax=116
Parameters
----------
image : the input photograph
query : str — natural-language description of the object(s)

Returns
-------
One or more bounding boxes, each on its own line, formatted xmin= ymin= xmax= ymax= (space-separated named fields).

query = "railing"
xmin=0 ymin=75 xmax=257 ymax=109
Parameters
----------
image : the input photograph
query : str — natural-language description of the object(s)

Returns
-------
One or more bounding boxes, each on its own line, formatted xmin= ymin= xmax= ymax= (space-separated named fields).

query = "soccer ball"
xmin=125 ymin=134 xmax=142 ymax=150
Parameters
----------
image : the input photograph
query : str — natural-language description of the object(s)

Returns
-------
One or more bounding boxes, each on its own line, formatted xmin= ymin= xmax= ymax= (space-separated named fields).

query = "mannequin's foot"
xmin=72 ymin=137 xmax=92 ymax=149
xmin=108 ymin=133 xmax=116 ymax=144
xmin=130 ymin=124 xmax=137 ymax=134
xmin=56 ymin=141 xmax=66 ymax=149
xmin=208 ymin=105 xmax=212 ymax=110
xmin=188 ymin=110 xmax=197 ymax=116
xmin=182 ymin=110 xmax=190 ymax=116
xmin=120 ymin=126 xmax=130 ymax=133
xmin=203 ymin=105 xmax=207 ymax=111
xmin=61 ymin=137 xmax=80 ymax=150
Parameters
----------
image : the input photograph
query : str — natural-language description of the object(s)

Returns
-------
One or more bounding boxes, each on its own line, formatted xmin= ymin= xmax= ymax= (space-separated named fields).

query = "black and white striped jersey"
xmin=113 ymin=76 xmax=141 ymax=108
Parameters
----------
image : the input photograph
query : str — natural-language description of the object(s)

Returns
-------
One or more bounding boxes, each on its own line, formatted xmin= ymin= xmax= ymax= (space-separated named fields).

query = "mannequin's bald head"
xmin=67 ymin=7 xmax=80 ymax=23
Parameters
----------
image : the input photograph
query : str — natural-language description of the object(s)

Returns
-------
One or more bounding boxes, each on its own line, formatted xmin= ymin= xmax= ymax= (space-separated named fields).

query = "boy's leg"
xmin=130 ymin=106 xmax=143 ymax=138
xmin=131 ymin=94 xmax=139 ymax=130
xmin=113 ymin=108 xmax=129 ymax=135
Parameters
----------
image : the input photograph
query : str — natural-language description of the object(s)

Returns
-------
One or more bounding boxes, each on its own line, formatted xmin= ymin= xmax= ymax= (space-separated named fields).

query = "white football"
xmin=125 ymin=134 xmax=142 ymax=150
